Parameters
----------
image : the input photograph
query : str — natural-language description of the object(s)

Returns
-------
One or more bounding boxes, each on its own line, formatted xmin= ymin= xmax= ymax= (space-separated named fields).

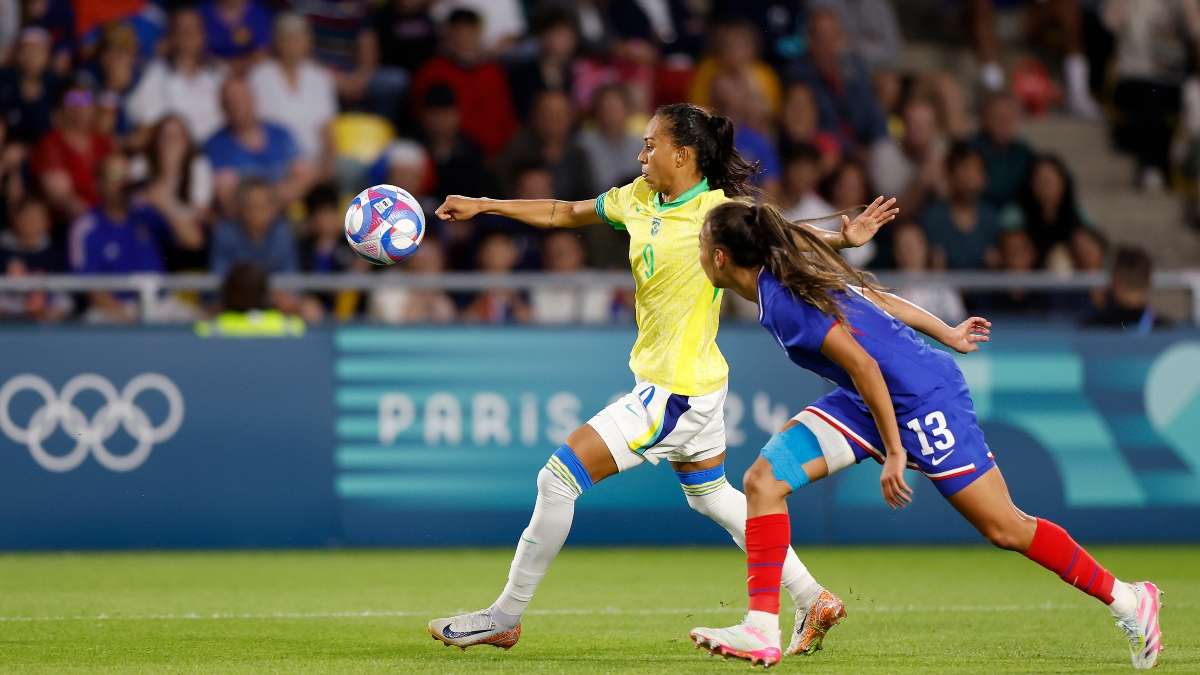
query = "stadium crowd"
xmin=0 ymin=0 xmax=1183 ymax=326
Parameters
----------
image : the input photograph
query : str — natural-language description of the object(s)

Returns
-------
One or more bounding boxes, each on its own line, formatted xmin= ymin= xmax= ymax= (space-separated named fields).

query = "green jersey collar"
xmin=655 ymin=177 xmax=709 ymax=211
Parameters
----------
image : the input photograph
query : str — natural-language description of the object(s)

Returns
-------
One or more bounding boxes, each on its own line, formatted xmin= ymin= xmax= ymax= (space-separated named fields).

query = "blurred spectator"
xmin=1105 ymin=0 xmax=1200 ymax=191
xmin=75 ymin=23 xmax=140 ymax=139
xmin=709 ymin=71 xmax=782 ymax=198
xmin=578 ymin=84 xmax=643 ymax=190
xmin=31 ymin=86 xmax=114 ymax=223
xmin=1084 ymin=245 xmax=1170 ymax=330
xmin=780 ymin=144 xmax=836 ymax=223
xmin=810 ymin=0 xmax=902 ymax=69
xmin=0 ymin=27 xmax=60 ymax=145
xmin=889 ymin=221 xmax=966 ymax=324
xmin=372 ymin=0 xmax=437 ymax=76
xmin=430 ymin=0 xmax=526 ymax=56
xmin=711 ymin=0 xmax=805 ymax=71
xmin=1070 ymin=224 xmax=1108 ymax=311
xmin=75 ymin=0 xmax=166 ymax=64
xmin=209 ymin=177 xmax=299 ymax=277
xmin=418 ymin=83 xmax=492 ymax=199
xmin=196 ymin=0 xmax=271 ymax=74
xmin=531 ymin=229 xmax=612 ymax=324
xmin=131 ymin=115 xmax=214 ymax=271
xmin=777 ymin=82 xmax=841 ymax=172
xmin=462 ymin=231 xmax=531 ymax=323
xmin=410 ymin=9 xmax=518 ymax=157
xmin=970 ymin=93 xmax=1035 ymax=209
xmin=787 ymin=9 xmax=889 ymax=155
xmin=689 ymin=20 xmax=782 ymax=118
xmin=0 ymin=0 xmax=17 ymax=64
xmin=127 ymin=8 xmax=228 ymax=146
xmin=507 ymin=8 xmax=578 ymax=121
xmin=68 ymin=153 xmax=204 ymax=323
xmin=608 ymin=0 xmax=707 ymax=59
xmin=975 ymin=230 xmax=1051 ymax=313
xmin=1002 ymin=155 xmax=1091 ymax=261
xmin=298 ymin=182 xmax=356 ymax=274
xmin=0 ymin=117 xmax=25 ymax=219
xmin=195 ymin=262 xmax=306 ymax=336
xmin=296 ymin=182 xmax=362 ymax=322
xmin=0 ymin=196 xmax=69 ymax=322
xmin=22 ymin=0 xmax=74 ymax=75
xmin=369 ymin=234 xmax=456 ymax=324
xmin=204 ymin=77 xmax=315 ymax=215
xmin=498 ymin=90 xmax=594 ymax=201
xmin=872 ymin=97 xmax=948 ymax=216
xmin=920 ymin=143 xmax=1002 ymax=270
xmin=966 ymin=0 xmax=1101 ymax=117
xmin=367 ymin=138 xmax=438 ymax=213
xmin=822 ymin=161 xmax=876 ymax=267
xmin=248 ymin=12 xmax=336 ymax=167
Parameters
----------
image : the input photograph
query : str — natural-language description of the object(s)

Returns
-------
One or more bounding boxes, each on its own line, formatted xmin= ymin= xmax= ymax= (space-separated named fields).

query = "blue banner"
xmin=0 ymin=325 xmax=1197 ymax=549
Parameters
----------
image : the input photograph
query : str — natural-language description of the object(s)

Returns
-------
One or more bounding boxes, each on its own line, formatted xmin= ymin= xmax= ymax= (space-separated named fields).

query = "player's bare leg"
xmin=948 ymin=466 xmax=1163 ymax=669
xmin=429 ymin=425 xmax=617 ymax=649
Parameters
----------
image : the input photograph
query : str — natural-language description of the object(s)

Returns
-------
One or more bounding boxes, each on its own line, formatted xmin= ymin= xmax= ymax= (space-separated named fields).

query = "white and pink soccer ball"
xmin=344 ymin=184 xmax=426 ymax=265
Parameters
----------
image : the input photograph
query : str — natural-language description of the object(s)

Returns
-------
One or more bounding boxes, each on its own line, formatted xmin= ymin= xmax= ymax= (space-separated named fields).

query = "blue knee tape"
xmin=546 ymin=444 xmax=592 ymax=496
xmin=760 ymin=423 xmax=823 ymax=490
xmin=674 ymin=463 xmax=730 ymax=497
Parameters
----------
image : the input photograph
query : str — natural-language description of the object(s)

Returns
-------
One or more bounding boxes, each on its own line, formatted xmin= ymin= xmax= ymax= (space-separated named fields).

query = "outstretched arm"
xmin=794 ymin=196 xmax=898 ymax=251
xmin=436 ymin=196 xmax=601 ymax=229
xmin=820 ymin=324 xmax=912 ymax=509
xmin=863 ymin=289 xmax=991 ymax=354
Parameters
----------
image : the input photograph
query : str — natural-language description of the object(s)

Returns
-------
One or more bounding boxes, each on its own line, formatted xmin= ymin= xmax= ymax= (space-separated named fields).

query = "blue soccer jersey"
xmin=756 ymin=268 xmax=995 ymax=496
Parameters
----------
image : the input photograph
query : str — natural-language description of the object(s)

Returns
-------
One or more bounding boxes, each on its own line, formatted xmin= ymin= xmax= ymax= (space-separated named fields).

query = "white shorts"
xmin=587 ymin=380 xmax=727 ymax=472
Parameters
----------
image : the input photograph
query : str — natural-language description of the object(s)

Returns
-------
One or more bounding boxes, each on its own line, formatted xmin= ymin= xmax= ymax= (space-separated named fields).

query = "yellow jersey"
xmin=596 ymin=177 xmax=730 ymax=396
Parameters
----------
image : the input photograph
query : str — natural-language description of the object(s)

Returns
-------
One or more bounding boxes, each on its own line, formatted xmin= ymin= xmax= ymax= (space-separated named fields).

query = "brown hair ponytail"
xmin=705 ymin=200 xmax=881 ymax=325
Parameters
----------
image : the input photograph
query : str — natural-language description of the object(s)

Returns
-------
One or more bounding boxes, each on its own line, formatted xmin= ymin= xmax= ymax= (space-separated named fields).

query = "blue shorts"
xmin=805 ymin=388 xmax=996 ymax=498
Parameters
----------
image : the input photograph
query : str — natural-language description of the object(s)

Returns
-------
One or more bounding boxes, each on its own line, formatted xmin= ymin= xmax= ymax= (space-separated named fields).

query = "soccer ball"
xmin=344 ymin=184 xmax=426 ymax=265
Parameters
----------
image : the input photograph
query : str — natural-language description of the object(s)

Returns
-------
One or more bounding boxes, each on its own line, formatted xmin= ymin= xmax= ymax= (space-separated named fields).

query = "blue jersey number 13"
xmin=905 ymin=411 xmax=956 ymax=456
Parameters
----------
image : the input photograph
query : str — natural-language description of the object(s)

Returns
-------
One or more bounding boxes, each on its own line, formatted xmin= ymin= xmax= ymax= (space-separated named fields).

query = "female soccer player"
xmin=687 ymin=202 xmax=1163 ymax=670
xmin=426 ymin=103 xmax=898 ymax=652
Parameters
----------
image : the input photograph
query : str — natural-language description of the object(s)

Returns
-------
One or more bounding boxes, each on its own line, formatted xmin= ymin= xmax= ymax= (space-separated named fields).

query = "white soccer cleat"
xmin=428 ymin=608 xmax=521 ymax=651
xmin=787 ymin=589 xmax=846 ymax=655
xmin=1116 ymin=581 xmax=1163 ymax=670
xmin=689 ymin=619 xmax=782 ymax=668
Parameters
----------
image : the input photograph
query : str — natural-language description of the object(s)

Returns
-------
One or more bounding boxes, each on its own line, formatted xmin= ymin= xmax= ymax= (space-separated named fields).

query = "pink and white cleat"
xmin=689 ymin=619 xmax=782 ymax=669
xmin=1115 ymin=581 xmax=1163 ymax=670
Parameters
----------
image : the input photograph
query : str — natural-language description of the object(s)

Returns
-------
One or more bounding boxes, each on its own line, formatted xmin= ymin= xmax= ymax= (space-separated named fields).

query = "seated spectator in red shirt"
xmin=32 ymin=86 xmax=114 ymax=224
xmin=410 ymin=9 xmax=518 ymax=157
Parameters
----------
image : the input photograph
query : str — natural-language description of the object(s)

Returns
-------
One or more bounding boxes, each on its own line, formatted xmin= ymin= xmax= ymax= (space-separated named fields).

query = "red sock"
xmin=746 ymin=513 xmax=790 ymax=614
xmin=1023 ymin=518 xmax=1115 ymax=604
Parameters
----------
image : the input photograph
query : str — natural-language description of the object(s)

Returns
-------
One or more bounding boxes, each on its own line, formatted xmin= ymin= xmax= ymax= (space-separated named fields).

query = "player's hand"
xmin=435 ymin=195 xmax=485 ymax=221
xmin=841 ymin=196 xmax=898 ymax=248
xmin=945 ymin=317 xmax=991 ymax=354
xmin=880 ymin=453 xmax=913 ymax=509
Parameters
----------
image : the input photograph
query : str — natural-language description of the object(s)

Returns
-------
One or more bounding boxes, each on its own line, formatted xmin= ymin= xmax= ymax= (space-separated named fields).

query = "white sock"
xmin=493 ymin=465 xmax=581 ymax=624
xmin=981 ymin=62 xmax=1005 ymax=92
xmin=1064 ymin=54 xmax=1090 ymax=97
xmin=682 ymin=481 xmax=824 ymax=609
xmin=1108 ymin=580 xmax=1137 ymax=618
xmin=747 ymin=609 xmax=780 ymax=633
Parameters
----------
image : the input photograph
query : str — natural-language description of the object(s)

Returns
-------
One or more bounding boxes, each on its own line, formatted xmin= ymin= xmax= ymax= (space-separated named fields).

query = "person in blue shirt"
xmin=68 ymin=153 xmax=205 ymax=322
xmin=196 ymin=0 xmax=271 ymax=68
xmin=204 ymin=77 xmax=315 ymax=216
xmin=209 ymin=176 xmax=299 ymax=276
xmin=686 ymin=200 xmax=1162 ymax=670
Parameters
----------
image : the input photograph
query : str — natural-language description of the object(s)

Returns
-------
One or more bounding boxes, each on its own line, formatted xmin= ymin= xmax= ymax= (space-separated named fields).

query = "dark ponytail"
xmin=656 ymin=103 xmax=758 ymax=197
xmin=705 ymin=200 xmax=882 ymax=325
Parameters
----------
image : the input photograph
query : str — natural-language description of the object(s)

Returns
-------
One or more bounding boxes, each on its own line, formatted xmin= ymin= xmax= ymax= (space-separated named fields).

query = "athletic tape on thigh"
xmin=761 ymin=423 xmax=823 ymax=490
xmin=674 ymin=463 xmax=729 ymax=497
xmin=795 ymin=410 xmax=857 ymax=473
xmin=545 ymin=444 xmax=593 ymax=497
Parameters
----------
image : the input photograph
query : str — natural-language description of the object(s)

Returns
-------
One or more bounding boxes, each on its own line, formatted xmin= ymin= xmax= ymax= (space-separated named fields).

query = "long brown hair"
xmin=705 ymin=200 xmax=881 ymax=325
xmin=146 ymin=115 xmax=197 ymax=204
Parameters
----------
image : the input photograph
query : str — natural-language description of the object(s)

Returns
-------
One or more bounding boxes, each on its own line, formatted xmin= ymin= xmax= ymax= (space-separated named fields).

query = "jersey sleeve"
xmin=595 ymin=181 xmax=635 ymax=231
xmin=768 ymin=284 xmax=837 ymax=354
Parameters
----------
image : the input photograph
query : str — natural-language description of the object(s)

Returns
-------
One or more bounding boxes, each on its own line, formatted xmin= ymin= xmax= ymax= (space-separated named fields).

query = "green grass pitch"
xmin=0 ymin=546 xmax=1195 ymax=673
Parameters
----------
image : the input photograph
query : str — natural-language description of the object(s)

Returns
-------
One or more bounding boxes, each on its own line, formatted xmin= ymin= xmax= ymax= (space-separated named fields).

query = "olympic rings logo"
xmin=0 ymin=374 xmax=183 ymax=472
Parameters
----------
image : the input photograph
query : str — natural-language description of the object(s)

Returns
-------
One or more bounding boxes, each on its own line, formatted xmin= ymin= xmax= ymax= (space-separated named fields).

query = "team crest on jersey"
xmin=650 ymin=216 xmax=661 ymax=236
